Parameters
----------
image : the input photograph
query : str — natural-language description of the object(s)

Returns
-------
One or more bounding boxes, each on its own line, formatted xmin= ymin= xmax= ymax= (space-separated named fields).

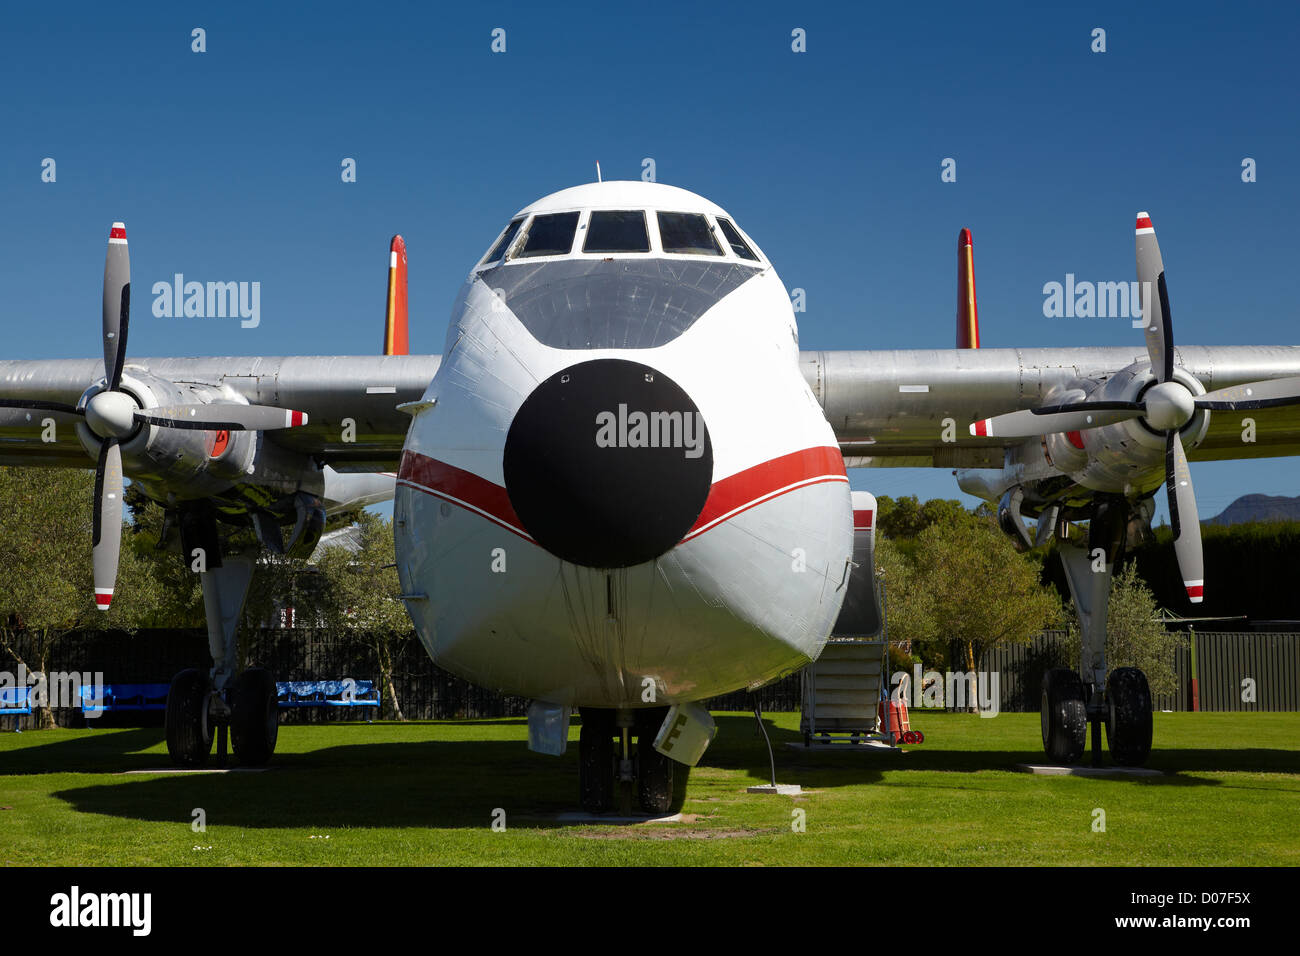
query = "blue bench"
xmin=276 ymin=680 xmax=380 ymax=710
xmin=1 ymin=686 xmax=33 ymax=715
xmin=79 ymin=683 xmax=170 ymax=715
xmin=2 ymin=686 xmax=32 ymax=731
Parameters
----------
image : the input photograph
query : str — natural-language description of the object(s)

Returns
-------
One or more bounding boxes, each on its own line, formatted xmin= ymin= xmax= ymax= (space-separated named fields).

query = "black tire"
xmin=635 ymin=707 xmax=674 ymax=815
xmin=230 ymin=668 xmax=279 ymax=766
xmin=1041 ymin=668 xmax=1087 ymax=764
xmin=1105 ymin=667 xmax=1153 ymax=766
xmin=579 ymin=708 xmax=615 ymax=814
xmin=166 ymin=668 xmax=213 ymax=767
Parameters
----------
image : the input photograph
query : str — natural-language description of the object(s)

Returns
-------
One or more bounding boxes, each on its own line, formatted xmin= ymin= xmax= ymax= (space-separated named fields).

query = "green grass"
xmin=1 ymin=712 xmax=1297 ymax=865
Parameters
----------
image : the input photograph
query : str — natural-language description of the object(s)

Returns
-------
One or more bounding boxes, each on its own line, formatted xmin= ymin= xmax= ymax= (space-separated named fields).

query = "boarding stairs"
xmin=799 ymin=491 xmax=900 ymax=748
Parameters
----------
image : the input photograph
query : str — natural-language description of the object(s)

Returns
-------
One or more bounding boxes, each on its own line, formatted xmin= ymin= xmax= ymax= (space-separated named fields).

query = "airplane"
xmin=3 ymin=180 xmax=1299 ymax=813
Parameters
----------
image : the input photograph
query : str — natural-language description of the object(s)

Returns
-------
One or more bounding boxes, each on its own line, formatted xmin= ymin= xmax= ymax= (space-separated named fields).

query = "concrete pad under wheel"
xmin=1013 ymin=763 xmax=1164 ymax=777
xmin=786 ymin=740 xmax=900 ymax=752
xmin=552 ymin=812 xmax=683 ymax=824
xmin=118 ymin=767 xmax=273 ymax=774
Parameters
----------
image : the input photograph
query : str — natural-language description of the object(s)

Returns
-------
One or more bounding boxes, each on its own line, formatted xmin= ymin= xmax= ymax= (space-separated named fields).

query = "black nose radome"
xmin=503 ymin=359 xmax=713 ymax=568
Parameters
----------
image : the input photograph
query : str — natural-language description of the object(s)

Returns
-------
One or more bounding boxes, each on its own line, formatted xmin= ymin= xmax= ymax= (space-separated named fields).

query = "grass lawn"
xmin=1 ymin=711 xmax=1297 ymax=866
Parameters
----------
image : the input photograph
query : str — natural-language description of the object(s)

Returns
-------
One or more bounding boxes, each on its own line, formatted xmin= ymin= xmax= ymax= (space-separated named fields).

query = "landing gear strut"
xmin=1045 ymin=496 xmax=1153 ymax=767
xmin=164 ymin=543 xmax=279 ymax=768
xmin=578 ymin=706 xmax=679 ymax=815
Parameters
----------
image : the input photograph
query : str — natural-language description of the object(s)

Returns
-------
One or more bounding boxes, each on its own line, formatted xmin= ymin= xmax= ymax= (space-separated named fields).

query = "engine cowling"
xmin=1053 ymin=364 xmax=1209 ymax=495
xmin=75 ymin=370 xmax=258 ymax=502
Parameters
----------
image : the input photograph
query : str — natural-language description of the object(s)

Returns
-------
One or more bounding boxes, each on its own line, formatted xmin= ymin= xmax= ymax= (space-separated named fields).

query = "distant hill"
xmin=1207 ymin=494 xmax=1300 ymax=526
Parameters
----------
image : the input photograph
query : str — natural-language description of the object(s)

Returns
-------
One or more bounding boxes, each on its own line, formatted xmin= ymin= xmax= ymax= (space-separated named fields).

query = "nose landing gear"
xmin=578 ymin=706 xmax=680 ymax=816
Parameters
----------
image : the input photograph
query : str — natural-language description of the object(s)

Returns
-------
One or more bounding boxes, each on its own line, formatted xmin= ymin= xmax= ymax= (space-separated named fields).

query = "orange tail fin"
xmin=383 ymin=235 xmax=409 ymax=356
xmin=956 ymin=228 xmax=979 ymax=349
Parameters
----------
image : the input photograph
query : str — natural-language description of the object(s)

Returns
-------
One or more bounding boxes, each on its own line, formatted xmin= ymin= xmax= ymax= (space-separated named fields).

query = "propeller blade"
xmin=1195 ymin=374 xmax=1300 ymax=411
xmin=971 ymin=402 xmax=1142 ymax=438
xmin=92 ymin=439 xmax=123 ymax=612
xmin=103 ymin=222 xmax=131 ymax=390
xmin=1165 ymin=430 xmax=1204 ymax=605
xmin=0 ymin=399 xmax=82 ymax=415
xmin=1135 ymin=212 xmax=1174 ymax=383
xmin=135 ymin=404 xmax=309 ymax=431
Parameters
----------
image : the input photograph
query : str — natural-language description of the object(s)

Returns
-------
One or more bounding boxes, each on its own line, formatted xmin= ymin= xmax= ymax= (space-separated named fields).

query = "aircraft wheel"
xmin=579 ymin=708 xmax=615 ymax=814
xmin=635 ymin=707 xmax=674 ymax=815
xmin=1041 ymin=668 xmax=1087 ymax=764
xmin=166 ymin=668 xmax=213 ymax=767
xmin=1105 ymin=667 xmax=1153 ymax=766
xmin=230 ymin=668 xmax=279 ymax=766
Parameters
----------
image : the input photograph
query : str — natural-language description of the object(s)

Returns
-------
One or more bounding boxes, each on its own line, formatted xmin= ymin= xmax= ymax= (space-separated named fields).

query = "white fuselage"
xmin=393 ymin=182 xmax=853 ymax=707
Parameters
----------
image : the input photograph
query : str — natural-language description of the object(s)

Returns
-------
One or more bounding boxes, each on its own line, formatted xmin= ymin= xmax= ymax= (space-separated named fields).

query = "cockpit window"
xmin=716 ymin=217 xmax=759 ymax=261
xmin=657 ymin=212 xmax=722 ymax=256
xmin=481 ymin=217 xmax=524 ymax=265
xmin=583 ymin=210 xmax=650 ymax=253
xmin=518 ymin=212 xmax=580 ymax=258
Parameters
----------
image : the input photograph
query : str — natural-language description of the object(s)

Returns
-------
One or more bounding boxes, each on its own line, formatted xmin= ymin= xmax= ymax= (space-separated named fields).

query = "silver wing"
xmin=802 ymin=345 xmax=1300 ymax=466
xmin=4 ymin=346 xmax=1300 ymax=471
xmin=0 ymin=355 xmax=440 ymax=470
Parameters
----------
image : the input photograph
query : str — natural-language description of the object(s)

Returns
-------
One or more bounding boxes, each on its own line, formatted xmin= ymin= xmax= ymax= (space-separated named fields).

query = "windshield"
xmin=657 ymin=212 xmax=722 ymax=256
xmin=518 ymin=212 xmax=580 ymax=258
xmin=716 ymin=217 xmax=759 ymax=261
xmin=481 ymin=218 xmax=524 ymax=265
xmin=583 ymin=210 xmax=650 ymax=253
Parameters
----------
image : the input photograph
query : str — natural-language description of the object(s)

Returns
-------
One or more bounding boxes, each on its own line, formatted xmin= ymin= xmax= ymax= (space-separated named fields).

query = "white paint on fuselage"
xmin=394 ymin=182 xmax=853 ymax=707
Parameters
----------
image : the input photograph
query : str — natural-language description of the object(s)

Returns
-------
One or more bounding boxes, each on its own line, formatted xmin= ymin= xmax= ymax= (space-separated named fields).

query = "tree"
xmin=1064 ymin=562 xmax=1180 ymax=699
xmin=876 ymin=495 xmax=978 ymax=540
xmin=890 ymin=518 xmax=1063 ymax=706
xmin=122 ymin=483 xmax=203 ymax=628
xmin=0 ymin=467 xmax=166 ymax=727
xmin=311 ymin=512 xmax=410 ymax=720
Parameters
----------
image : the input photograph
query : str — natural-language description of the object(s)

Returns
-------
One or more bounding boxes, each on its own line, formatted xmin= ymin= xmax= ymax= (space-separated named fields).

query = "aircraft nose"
xmin=503 ymin=359 xmax=713 ymax=568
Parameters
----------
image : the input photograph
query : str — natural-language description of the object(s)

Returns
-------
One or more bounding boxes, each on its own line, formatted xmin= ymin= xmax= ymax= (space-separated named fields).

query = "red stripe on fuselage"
xmin=397 ymin=450 xmax=532 ymax=540
xmin=398 ymin=445 xmax=848 ymax=550
xmin=680 ymin=445 xmax=848 ymax=541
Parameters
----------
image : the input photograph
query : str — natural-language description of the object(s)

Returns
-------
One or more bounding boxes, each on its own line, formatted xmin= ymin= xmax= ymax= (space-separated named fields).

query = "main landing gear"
xmin=1041 ymin=496 xmax=1153 ymax=767
xmin=579 ymin=706 xmax=681 ymax=815
xmin=164 ymin=551 xmax=280 ymax=768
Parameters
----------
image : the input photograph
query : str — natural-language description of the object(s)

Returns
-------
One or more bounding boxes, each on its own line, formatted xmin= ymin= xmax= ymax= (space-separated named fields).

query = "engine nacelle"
xmin=75 ymin=370 xmax=257 ymax=503
xmin=1066 ymin=364 xmax=1208 ymax=495
xmin=1033 ymin=365 xmax=1210 ymax=498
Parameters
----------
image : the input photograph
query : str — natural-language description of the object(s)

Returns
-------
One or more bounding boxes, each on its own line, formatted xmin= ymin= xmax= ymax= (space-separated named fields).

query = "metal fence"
xmin=4 ymin=626 xmax=1296 ymax=728
xmin=1190 ymin=631 xmax=1300 ymax=712
xmin=978 ymin=630 xmax=1299 ymax=713
xmin=979 ymin=630 xmax=1190 ymax=713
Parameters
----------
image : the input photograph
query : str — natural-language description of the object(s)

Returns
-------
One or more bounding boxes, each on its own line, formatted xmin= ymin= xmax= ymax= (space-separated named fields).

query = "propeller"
xmin=970 ymin=212 xmax=1300 ymax=604
xmin=0 ymin=223 xmax=310 ymax=611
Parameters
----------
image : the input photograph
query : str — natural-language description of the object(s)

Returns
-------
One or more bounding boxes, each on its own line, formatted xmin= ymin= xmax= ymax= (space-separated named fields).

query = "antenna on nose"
xmin=596 ymin=161 xmax=602 ymax=183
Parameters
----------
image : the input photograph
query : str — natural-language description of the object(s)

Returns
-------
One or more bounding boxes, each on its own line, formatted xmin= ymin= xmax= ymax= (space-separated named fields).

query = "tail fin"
xmin=383 ymin=235 xmax=409 ymax=356
xmin=956 ymin=228 xmax=979 ymax=349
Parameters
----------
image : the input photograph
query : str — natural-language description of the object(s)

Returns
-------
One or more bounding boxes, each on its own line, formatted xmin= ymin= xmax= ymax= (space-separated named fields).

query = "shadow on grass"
xmin=18 ymin=713 xmax=1298 ymax=829
xmin=2 ymin=728 xmax=168 ymax=774
xmin=711 ymin=716 xmax=1297 ymax=788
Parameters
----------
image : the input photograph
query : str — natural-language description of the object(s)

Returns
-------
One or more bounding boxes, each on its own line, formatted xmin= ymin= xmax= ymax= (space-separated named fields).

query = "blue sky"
xmin=2 ymin=2 xmax=1297 ymax=520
